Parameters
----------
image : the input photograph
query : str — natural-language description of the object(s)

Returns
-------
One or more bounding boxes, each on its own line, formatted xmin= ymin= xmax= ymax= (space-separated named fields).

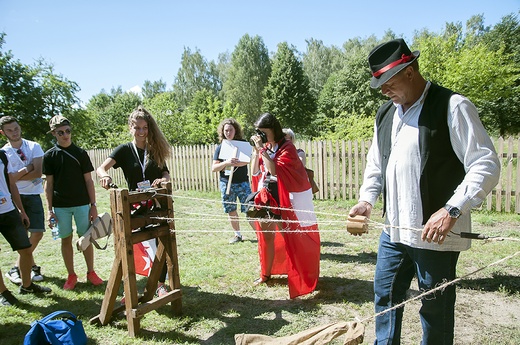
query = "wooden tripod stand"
xmin=90 ymin=182 xmax=182 ymax=336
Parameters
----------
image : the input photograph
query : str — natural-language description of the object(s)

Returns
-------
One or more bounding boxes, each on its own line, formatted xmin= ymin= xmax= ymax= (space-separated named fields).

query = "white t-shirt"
xmin=0 ymin=157 xmax=15 ymax=214
xmin=3 ymin=139 xmax=44 ymax=195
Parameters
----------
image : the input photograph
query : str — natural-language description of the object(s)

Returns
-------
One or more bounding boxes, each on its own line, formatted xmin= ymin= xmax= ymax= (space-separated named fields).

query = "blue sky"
xmin=1 ymin=1 xmax=519 ymax=104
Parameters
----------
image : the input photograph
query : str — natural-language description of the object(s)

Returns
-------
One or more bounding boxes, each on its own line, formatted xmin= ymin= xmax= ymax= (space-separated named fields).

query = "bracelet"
xmin=100 ymin=175 xmax=112 ymax=180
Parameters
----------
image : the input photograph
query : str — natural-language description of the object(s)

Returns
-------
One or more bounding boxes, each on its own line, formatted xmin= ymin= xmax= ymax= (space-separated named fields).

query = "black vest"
xmin=375 ymin=83 xmax=465 ymax=224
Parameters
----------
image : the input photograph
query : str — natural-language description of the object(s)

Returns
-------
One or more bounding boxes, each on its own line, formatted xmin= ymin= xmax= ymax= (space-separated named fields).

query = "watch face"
xmin=449 ymin=207 xmax=461 ymax=218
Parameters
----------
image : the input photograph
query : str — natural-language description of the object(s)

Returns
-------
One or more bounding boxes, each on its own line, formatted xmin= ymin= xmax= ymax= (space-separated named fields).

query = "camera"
xmin=255 ymin=129 xmax=268 ymax=143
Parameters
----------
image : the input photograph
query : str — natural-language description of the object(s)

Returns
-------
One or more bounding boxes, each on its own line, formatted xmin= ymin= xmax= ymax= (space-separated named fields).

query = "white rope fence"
xmin=143 ymin=190 xmax=520 ymax=328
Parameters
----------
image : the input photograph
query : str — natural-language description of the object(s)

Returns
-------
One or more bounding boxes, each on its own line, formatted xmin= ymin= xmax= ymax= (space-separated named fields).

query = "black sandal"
xmin=253 ymin=275 xmax=271 ymax=286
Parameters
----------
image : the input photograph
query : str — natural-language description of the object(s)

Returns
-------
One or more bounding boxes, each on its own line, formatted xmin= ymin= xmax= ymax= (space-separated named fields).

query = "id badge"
xmin=224 ymin=167 xmax=232 ymax=176
xmin=137 ymin=180 xmax=152 ymax=191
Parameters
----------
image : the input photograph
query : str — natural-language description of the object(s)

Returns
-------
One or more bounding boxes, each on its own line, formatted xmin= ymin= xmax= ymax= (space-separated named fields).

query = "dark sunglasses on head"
xmin=56 ymin=128 xmax=72 ymax=136
xmin=16 ymin=149 xmax=27 ymax=161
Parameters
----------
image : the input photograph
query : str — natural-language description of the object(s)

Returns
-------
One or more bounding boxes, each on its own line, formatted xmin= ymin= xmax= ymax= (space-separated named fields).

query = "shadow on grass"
xmin=320 ymin=240 xmax=347 ymax=247
xmin=1 ymin=261 xmax=374 ymax=344
xmin=457 ymin=272 xmax=520 ymax=294
xmin=146 ymin=275 xmax=374 ymax=344
xmin=320 ymin=250 xmax=377 ymax=265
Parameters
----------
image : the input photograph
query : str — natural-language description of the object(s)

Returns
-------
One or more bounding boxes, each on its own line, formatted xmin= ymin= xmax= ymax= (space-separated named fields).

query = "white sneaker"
xmin=229 ymin=235 xmax=243 ymax=244
xmin=31 ymin=265 xmax=44 ymax=282
xmin=6 ymin=267 xmax=22 ymax=285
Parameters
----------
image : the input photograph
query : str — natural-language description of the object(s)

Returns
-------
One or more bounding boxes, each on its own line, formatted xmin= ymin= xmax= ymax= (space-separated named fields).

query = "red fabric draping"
xmin=254 ymin=140 xmax=320 ymax=298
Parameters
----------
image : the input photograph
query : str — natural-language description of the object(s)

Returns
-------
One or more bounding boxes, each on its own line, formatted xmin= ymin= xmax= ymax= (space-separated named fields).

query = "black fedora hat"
xmin=368 ymin=38 xmax=420 ymax=88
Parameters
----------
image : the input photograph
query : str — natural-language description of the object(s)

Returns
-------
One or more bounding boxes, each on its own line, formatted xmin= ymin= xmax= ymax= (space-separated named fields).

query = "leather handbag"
xmin=76 ymin=212 xmax=112 ymax=251
xmin=245 ymin=191 xmax=267 ymax=218
xmin=24 ymin=310 xmax=87 ymax=345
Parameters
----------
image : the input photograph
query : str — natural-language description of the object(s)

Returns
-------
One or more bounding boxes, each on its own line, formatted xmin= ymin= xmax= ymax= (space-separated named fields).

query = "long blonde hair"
xmin=128 ymin=105 xmax=171 ymax=168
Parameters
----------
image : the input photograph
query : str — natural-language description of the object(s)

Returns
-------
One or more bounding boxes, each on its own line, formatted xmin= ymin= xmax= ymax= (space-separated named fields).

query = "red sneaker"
xmin=87 ymin=271 xmax=103 ymax=286
xmin=63 ymin=274 xmax=78 ymax=290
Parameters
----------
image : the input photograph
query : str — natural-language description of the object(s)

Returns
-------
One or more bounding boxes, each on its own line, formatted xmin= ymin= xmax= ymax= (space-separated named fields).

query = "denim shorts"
xmin=0 ymin=209 xmax=32 ymax=251
xmin=219 ymin=180 xmax=252 ymax=214
xmin=52 ymin=205 xmax=91 ymax=239
xmin=20 ymin=194 xmax=45 ymax=232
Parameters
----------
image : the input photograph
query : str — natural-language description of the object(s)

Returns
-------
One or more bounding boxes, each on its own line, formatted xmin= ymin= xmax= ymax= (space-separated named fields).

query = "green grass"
xmin=1 ymin=187 xmax=519 ymax=344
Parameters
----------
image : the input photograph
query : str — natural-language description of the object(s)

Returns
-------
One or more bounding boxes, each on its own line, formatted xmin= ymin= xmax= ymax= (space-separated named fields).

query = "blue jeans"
xmin=374 ymin=231 xmax=460 ymax=345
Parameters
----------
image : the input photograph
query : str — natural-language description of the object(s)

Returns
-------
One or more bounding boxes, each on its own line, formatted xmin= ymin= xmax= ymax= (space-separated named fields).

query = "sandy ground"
xmin=360 ymin=289 xmax=520 ymax=344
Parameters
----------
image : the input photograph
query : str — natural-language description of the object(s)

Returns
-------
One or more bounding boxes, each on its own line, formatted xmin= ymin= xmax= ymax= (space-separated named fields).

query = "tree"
xmin=223 ymin=34 xmax=271 ymax=135
xmin=262 ymin=42 xmax=316 ymax=136
xmin=142 ymin=79 xmax=166 ymax=99
xmin=172 ymin=47 xmax=220 ymax=110
xmin=83 ymin=89 xmax=141 ymax=148
xmin=413 ymin=17 xmax=520 ymax=136
xmin=315 ymin=36 xmax=388 ymax=139
xmin=183 ymin=90 xmax=226 ymax=145
xmin=302 ymin=38 xmax=343 ymax=100
xmin=143 ymin=91 xmax=185 ymax=145
xmin=481 ymin=12 xmax=520 ymax=135
xmin=0 ymin=33 xmax=81 ymax=149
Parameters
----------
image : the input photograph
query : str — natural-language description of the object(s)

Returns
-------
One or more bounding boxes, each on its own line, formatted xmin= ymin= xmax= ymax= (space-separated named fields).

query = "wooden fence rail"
xmin=88 ymin=136 xmax=519 ymax=214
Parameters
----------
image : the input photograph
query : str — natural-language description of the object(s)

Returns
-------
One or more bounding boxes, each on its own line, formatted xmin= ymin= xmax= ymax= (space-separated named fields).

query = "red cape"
xmin=253 ymin=140 xmax=320 ymax=298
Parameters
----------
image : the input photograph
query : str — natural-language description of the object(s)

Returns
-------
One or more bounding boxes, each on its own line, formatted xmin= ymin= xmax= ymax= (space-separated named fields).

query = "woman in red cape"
xmin=250 ymin=113 xmax=320 ymax=299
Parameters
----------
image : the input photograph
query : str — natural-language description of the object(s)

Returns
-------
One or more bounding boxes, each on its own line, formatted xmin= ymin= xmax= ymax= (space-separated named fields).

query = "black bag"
xmin=245 ymin=191 xmax=267 ymax=218
xmin=263 ymin=175 xmax=279 ymax=204
xmin=245 ymin=175 xmax=281 ymax=219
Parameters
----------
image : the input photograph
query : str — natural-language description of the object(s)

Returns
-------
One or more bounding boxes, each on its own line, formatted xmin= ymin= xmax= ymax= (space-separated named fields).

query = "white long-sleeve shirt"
xmin=360 ymin=82 xmax=500 ymax=251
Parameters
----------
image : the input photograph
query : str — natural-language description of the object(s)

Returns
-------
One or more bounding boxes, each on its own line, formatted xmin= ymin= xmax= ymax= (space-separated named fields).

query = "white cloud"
xmin=128 ymin=85 xmax=142 ymax=96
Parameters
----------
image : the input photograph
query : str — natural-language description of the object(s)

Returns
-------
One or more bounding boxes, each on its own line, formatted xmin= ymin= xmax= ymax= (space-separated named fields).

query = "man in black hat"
xmin=349 ymin=38 xmax=500 ymax=344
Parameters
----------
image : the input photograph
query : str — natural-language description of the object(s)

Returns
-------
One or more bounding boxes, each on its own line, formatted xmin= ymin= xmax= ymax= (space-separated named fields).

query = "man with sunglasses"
xmin=42 ymin=115 xmax=103 ymax=290
xmin=0 ymin=116 xmax=47 ymax=285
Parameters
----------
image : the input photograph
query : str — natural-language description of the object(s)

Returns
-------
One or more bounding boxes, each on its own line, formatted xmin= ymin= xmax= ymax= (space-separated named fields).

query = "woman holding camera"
xmin=250 ymin=112 xmax=320 ymax=299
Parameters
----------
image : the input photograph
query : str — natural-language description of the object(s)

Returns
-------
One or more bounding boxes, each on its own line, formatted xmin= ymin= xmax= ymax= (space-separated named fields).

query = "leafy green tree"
xmin=414 ymin=18 xmax=520 ymax=136
xmin=223 ymin=34 xmax=271 ymax=135
xmin=172 ymin=47 xmax=220 ymax=110
xmin=143 ymin=91 xmax=186 ymax=145
xmin=481 ymin=12 xmax=520 ymax=135
xmin=83 ymin=89 xmax=141 ymax=148
xmin=0 ymin=33 xmax=81 ymax=149
xmin=262 ymin=42 xmax=315 ymax=136
xmin=302 ymin=38 xmax=343 ymax=100
xmin=316 ymin=36 xmax=387 ymax=139
xmin=184 ymin=89 xmax=226 ymax=145
xmin=142 ymin=79 xmax=167 ymax=99
xmin=215 ymin=51 xmax=231 ymax=100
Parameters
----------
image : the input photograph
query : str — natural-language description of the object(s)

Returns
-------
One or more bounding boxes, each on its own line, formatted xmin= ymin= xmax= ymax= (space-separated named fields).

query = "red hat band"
xmin=372 ymin=53 xmax=415 ymax=78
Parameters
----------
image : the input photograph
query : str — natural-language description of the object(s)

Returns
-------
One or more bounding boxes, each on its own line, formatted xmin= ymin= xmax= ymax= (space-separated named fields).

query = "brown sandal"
xmin=253 ymin=275 xmax=271 ymax=286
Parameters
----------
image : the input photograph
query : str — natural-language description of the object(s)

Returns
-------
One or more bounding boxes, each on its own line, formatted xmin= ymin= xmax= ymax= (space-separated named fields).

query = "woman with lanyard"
xmin=97 ymin=105 xmax=171 ymax=298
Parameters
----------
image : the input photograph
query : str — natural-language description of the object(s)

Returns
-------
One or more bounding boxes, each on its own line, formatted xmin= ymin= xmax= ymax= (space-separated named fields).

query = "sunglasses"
xmin=56 ymin=128 xmax=72 ymax=136
xmin=16 ymin=149 xmax=27 ymax=161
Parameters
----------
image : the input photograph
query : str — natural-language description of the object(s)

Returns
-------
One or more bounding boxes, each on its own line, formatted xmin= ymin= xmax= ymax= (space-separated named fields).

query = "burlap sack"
xmin=234 ymin=321 xmax=364 ymax=345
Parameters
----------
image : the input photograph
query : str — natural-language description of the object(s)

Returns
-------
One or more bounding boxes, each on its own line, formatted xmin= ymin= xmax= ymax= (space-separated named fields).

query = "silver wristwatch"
xmin=444 ymin=205 xmax=461 ymax=219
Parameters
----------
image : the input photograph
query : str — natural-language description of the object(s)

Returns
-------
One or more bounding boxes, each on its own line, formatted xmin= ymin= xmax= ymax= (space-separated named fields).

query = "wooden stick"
xmin=226 ymin=147 xmax=239 ymax=195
